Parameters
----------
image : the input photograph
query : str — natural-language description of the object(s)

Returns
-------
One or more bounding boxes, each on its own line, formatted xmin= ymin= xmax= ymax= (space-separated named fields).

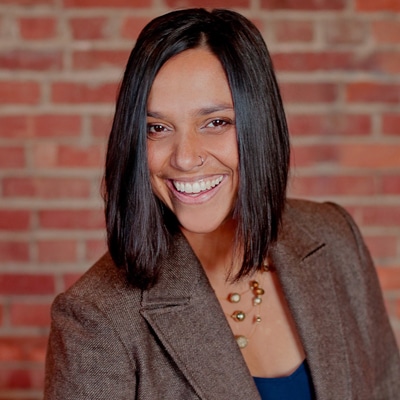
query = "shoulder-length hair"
xmin=104 ymin=8 xmax=290 ymax=289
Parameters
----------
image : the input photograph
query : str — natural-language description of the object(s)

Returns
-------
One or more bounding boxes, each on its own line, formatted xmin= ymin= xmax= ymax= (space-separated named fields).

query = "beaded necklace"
xmin=221 ymin=261 xmax=275 ymax=349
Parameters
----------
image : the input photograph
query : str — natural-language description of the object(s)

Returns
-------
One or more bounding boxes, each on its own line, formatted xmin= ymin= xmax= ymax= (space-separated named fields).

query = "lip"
xmin=167 ymin=175 xmax=225 ymax=205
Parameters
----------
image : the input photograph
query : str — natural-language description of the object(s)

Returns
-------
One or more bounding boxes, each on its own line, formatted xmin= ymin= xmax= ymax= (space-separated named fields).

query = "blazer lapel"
xmin=140 ymin=234 xmax=260 ymax=400
xmin=271 ymin=205 xmax=352 ymax=399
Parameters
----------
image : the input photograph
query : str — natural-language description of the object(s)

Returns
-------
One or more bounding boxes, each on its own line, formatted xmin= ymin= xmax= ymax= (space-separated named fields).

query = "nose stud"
xmin=198 ymin=156 xmax=205 ymax=166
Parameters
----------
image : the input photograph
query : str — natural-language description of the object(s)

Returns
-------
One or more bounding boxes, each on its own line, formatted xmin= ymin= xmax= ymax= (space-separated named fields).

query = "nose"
xmin=170 ymin=131 xmax=203 ymax=171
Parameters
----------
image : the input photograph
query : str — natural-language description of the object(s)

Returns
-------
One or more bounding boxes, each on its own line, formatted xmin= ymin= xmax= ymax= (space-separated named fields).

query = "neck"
xmin=181 ymin=218 xmax=240 ymax=285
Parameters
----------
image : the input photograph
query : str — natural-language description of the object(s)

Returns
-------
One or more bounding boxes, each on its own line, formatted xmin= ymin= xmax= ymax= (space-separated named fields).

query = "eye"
xmin=146 ymin=123 xmax=172 ymax=139
xmin=206 ymin=119 xmax=229 ymax=128
xmin=147 ymin=124 xmax=167 ymax=134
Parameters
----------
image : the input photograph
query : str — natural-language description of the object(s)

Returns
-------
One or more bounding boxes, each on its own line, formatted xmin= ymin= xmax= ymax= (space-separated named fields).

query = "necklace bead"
xmin=235 ymin=335 xmax=249 ymax=349
xmin=253 ymin=296 xmax=262 ymax=305
xmin=231 ymin=311 xmax=246 ymax=321
xmin=228 ymin=293 xmax=241 ymax=303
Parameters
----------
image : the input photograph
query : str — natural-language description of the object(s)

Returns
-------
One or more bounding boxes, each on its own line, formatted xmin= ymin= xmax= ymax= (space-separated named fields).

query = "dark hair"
xmin=104 ymin=8 xmax=290 ymax=289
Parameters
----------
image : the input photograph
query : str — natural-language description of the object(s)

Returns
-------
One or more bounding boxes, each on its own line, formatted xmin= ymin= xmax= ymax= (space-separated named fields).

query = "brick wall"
xmin=0 ymin=0 xmax=399 ymax=398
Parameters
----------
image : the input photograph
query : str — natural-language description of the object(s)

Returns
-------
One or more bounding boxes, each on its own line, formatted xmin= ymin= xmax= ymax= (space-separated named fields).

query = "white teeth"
xmin=173 ymin=176 xmax=223 ymax=194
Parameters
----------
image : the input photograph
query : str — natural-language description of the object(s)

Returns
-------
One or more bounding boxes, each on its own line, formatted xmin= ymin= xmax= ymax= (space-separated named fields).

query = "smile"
xmin=173 ymin=176 xmax=223 ymax=194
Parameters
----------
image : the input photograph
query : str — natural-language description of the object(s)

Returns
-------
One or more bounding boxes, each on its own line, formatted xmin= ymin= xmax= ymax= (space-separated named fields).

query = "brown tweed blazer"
xmin=44 ymin=199 xmax=400 ymax=399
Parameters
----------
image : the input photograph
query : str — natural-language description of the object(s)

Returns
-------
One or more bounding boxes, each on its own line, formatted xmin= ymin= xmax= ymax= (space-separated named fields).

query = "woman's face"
xmin=146 ymin=48 xmax=239 ymax=234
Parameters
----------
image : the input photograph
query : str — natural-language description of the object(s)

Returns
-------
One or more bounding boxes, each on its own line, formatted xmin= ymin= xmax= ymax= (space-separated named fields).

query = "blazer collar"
xmin=141 ymin=204 xmax=351 ymax=399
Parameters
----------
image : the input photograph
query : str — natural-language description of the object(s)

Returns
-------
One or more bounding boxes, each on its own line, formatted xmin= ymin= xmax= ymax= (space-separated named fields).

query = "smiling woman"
xmin=44 ymin=8 xmax=400 ymax=400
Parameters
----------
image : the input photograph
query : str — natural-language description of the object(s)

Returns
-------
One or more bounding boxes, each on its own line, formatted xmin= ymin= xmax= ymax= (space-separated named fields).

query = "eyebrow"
xmin=147 ymin=104 xmax=234 ymax=119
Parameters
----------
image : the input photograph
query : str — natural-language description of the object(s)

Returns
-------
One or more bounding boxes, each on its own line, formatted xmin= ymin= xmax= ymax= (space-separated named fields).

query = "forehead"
xmin=148 ymin=48 xmax=233 ymax=113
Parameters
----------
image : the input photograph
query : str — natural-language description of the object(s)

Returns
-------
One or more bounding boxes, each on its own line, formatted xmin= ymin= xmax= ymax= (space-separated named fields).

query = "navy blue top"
xmin=253 ymin=360 xmax=316 ymax=400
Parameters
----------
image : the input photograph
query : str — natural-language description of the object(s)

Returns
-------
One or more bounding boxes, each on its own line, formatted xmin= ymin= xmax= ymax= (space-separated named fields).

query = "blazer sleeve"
xmin=44 ymin=291 xmax=137 ymax=400
xmin=329 ymin=203 xmax=400 ymax=398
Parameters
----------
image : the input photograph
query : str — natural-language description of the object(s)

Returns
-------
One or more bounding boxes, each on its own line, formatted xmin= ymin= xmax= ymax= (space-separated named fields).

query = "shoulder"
xmin=286 ymin=198 xmax=353 ymax=226
xmin=285 ymin=198 xmax=361 ymax=242
xmin=52 ymin=253 xmax=143 ymax=332
xmin=66 ymin=253 xmax=137 ymax=301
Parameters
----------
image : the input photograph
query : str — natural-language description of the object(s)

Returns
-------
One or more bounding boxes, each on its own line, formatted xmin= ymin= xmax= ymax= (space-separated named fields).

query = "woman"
xmin=44 ymin=8 xmax=400 ymax=399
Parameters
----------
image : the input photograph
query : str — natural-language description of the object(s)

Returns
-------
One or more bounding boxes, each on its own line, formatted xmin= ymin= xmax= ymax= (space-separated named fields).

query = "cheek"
xmin=147 ymin=141 xmax=171 ymax=173
xmin=147 ymin=144 xmax=161 ymax=176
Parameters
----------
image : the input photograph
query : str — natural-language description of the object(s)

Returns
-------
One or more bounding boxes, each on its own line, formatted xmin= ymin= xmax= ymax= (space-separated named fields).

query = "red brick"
xmin=346 ymin=82 xmax=400 ymax=103
xmin=0 ymin=336 xmax=47 ymax=362
xmin=377 ymin=267 xmax=400 ymax=290
xmin=51 ymin=82 xmax=118 ymax=104
xmin=166 ymin=0 xmax=249 ymax=7
xmin=121 ymin=16 xmax=151 ymax=40
xmin=31 ymin=142 xmax=57 ymax=168
xmin=290 ymin=175 xmax=376 ymax=197
xmin=364 ymin=236 xmax=397 ymax=259
xmin=272 ymin=52 xmax=354 ymax=72
xmin=19 ymin=17 xmax=57 ymax=40
xmin=85 ymin=238 xmax=107 ymax=261
xmin=0 ymin=210 xmax=30 ymax=231
xmin=360 ymin=206 xmax=400 ymax=227
xmin=91 ymin=114 xmax=113 ymax=139
xmin=280 ymin=82 xmax=337 ymax=103
xmin=382 ymin=113 xmax=400 ymax=135
xmin=0 ymin=274 xmax=54 ymax=295
xmin=338 ymin=144 xmax=400 ymax=168
xmin=34 ymin=114 xmax=82 ymax=138
xmin=39 ymin=209 xmax=105 ymax=230
xmin=33 ymin=143 xmax=104 ymax=168
xmin=0 ymin=50 xmax=62 ymax=71
xmin=10 ymin=303 xmax=51 ymax=327
xmin=361 ymin=52 xmax=400 ymax=74
xmin=0 ymin=81 xmax=40 ymax=104
xmin=0 ymin=367 xmax=45 ymax=391
xmin=323 ymin=19 xmax=367 ymax=45
xmin=382 ymin=175 xmax=400 ymax=194
xmin=356 ymin=0 xmax=400 ymax=11
xmin=0 ymin=114 xmax=81 ymax=139
xmin=0 ymin=305 xmax=3 ymax=326
xmin=0 ymin=116 xmax=28 ymax=137
xmin=1 ymin=0 xmax=52 ymax=3
xmin=291 ymin=145 xmax=339 ymax=167
xmin=72 ymin=49 xmax=129 ymax=70
xmin=372 ymin=20 xmax=400 ymax=44
xmin=262 ymin=0 xmax=345 ymax=10
xmin=37 ymin=239 xmax=78 ymax=262
xmin=0 ymin=242 xmax=29 ymax=262
xmin=287 ymin=113 xmax=371 ymax=136
xmin=0 ymin=147 xmax=25 ymax=168
xmin=249 ymin=19 xmax=264 ymax=33
xmin=65 ymin=0 xmax=150 ymax=6
xmin=3 ymin=177 xmax=91 ymax=199
xmin=64 ymin=273 xmax=83 ymax=289
xmin=274 ymin=20 xmax=314 ymax=43
xmin=69 ymin=17 xmax=108 ymax=40
xmin=59 ymin=144 xmax=104 ymax=167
